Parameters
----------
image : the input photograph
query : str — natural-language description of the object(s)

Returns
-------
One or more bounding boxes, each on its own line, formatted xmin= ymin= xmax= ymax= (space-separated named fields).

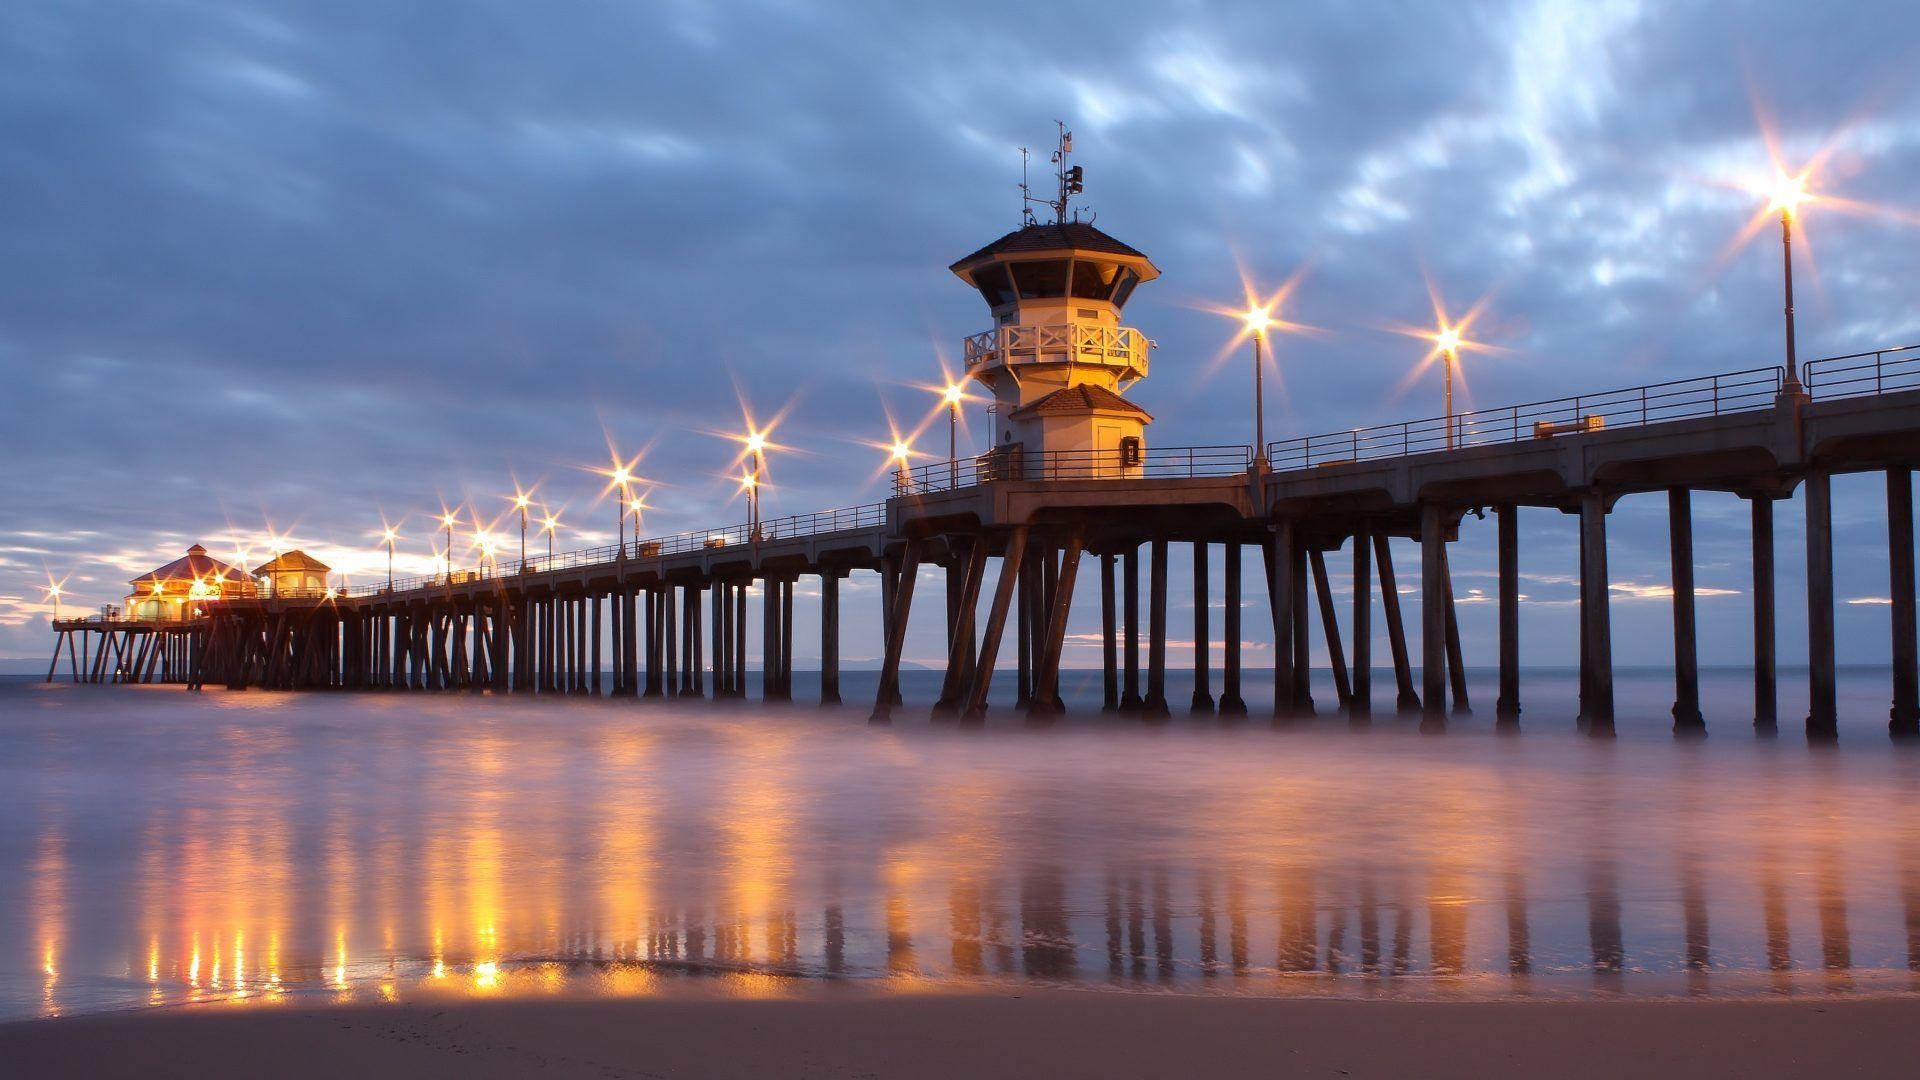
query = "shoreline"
xmin=5 ymin=986 xmax=1918 ymax=1078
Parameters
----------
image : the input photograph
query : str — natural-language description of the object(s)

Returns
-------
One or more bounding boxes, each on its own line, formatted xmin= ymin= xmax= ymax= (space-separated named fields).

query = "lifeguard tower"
xmin=947 ymin=127 xmax=1158 ymax=478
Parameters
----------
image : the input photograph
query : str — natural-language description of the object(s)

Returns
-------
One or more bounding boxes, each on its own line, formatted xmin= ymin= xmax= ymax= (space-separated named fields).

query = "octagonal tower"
xmin=947 ymin=142 xmax=1159 ymax=477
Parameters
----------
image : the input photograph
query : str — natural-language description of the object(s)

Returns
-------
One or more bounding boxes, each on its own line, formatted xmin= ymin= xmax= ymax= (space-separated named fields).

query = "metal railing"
xmin=1268 ymin=366 xmax=1784 ymax=470
xmin=963 ymin=323 xmax=1151 ymax=377
xmin=342 ymin=501 xmax=888 ymax=599
xmin=902 ymin=444 xmax=1254 ymax=494
xmin=1802 ymin=344 xmax=1920 ymax=400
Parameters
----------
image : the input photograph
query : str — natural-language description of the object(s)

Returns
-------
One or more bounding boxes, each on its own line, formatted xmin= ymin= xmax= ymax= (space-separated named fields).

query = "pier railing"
xmin=1803 ymin=344 xmax=1920 ymax=400
xmin=901 ymin=444 xmax=1254 ymax=494
xmin=1267 ymin=366 xmax=1784 ymax=470
xmin=343 ymin=501 xmax=889 ymax=599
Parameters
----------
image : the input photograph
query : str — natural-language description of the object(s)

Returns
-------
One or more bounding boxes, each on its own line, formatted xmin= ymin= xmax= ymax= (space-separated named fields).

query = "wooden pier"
xmin=48 ymin=345 xmax=1920 ymax=741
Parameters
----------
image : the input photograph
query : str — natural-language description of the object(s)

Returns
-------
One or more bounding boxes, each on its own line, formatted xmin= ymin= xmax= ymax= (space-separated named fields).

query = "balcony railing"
xmin=1268 ymin=366 xmax=1784 ymax=470
xmin=901 ymin=444 xmax=1253 ymax=494
xmin=343 ymin=501 xmax=889 ymax=599
xmin=1802 ymin=344 xmax=1920 ymax=400
xmin=963 ymin=323 xmax=1150 ymax=378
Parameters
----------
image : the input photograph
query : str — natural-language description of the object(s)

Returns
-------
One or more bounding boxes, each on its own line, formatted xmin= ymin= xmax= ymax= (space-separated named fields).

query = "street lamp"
xmin=540 ymin=513 xmax=561 ymax=563
xmin=1768 ymin=170 xmax=1812 ymax=396
xmin=744 ymin=431 xmax=767 ymax=540
xmin=381 ymin=525 xmax=399 ymax=592
xmin=439 ymin=510 xmax=460 ymax=583
xmin=608 ymin=466 xmax=634 ymax=553
xmin=1434 ymin=323 xmax=1463 ymax=449
xmin=511 ymin=492 xmax=532 ymax=571
xmin=890 ymin=439 xmax=913 ymax=495
xmin=476 ymin=531 xmax=498 ymax=577
xmin=42 ymin=582 xmax=62 ymax=622
xmin=942 ymin=383 xmax=965 ymax=483
xmin=1243 ymin=304 xmax=1274 ymax=469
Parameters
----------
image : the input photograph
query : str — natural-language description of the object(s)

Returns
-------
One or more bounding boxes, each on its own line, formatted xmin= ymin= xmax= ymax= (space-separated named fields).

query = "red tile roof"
xmin=131 ymin=544 xmax=248 ymax=586
xmin=252 ymin=549 xmax=331 ymax=576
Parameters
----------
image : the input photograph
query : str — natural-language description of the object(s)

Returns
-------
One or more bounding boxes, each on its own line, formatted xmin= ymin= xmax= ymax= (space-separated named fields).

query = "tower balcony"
xmin=963 ymin=323 xmax=1151 ymax=381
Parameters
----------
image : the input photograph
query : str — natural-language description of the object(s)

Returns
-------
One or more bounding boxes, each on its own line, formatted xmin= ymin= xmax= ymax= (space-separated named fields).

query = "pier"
xmin=49 ymin=344 xmax=1920 ymax=741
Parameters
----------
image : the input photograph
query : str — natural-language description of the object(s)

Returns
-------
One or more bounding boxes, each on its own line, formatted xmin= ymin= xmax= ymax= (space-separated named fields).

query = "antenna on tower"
xmin=1019 ymin=146 xmax=1037 ymax=226
xmin=1020 ymin=122 xmax=1082 ymax=225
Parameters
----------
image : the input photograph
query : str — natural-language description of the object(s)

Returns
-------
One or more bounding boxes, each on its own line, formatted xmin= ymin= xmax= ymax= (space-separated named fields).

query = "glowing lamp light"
xmin=440 ymin=512 xmax=459 ymax=529
xmin=1243 ymin=304 xmax=1274 ymax=335
xmin=745 ymin=431 xmax=768 ymax=455
xmin=739 ymin=471 xmax=758 ymax=490
xmin=1767 ymin=170 xmax=1812 ymax=218
xmin=45 ymin=584 xmax=63 ymax=599
xmin=382 ymin=527 xmax=399 ymax=544
xmin=943 ymin=383 xmax=965 ymax=406
xmin=610 ymin=467 xmax=633 ymax=487
xmin=324 ymin=587 xmax=339 ymax=600
xmin=151 ymin=581 xmax=165 ymax=595
xmin=890 ymin=440 xmax=913 ymax=464
xmin=540 ymin=514 xmax=560 ymax=533
xmin=1434 ymin=324 xmax=1463 ymax=355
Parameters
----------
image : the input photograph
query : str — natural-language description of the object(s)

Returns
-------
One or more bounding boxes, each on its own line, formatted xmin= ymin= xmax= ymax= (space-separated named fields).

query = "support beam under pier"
xmin=1888 ymin=467 xmax=1918 ymax=738
xmin=1669 ymin=488 xmax=1705 ymax=735
xmin=1805 ymin=468 xmax=1838 ymax=741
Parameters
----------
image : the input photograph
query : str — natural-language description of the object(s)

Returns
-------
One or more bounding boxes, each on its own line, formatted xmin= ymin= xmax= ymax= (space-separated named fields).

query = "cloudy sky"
xmin=3 ymin=0 xmax=1917 ymax=680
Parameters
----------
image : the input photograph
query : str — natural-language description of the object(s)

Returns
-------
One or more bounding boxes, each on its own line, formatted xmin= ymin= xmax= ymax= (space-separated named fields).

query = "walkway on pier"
xmin=50 ymin=345 xmax=1920 ymax=741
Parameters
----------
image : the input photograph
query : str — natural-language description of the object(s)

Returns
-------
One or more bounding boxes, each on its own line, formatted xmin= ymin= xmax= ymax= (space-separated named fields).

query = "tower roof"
xmin=1008 ymin=384 xmax=1154 ymax=421
xmin=949 ymin=222 xmax=1155 ymax=275
xmin=252 ymin=550 xmax=331 ymax=576
xmin=131 ymin=544 xmax=247 ymax=587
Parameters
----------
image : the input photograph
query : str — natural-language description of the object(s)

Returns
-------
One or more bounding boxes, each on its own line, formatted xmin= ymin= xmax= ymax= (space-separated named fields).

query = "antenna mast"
xmin=1020 ymin=122 xmax=1081 ymax=225
xmin=1019 ymin=146 xmax=1036 ymax=226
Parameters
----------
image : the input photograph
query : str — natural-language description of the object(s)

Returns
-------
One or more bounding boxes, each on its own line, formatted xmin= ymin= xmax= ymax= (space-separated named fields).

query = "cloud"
xmin=2 ymin=1 xmax=1917 ymax=668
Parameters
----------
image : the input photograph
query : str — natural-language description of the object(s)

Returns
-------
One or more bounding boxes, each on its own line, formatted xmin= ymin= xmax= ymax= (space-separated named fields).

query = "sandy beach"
xmin=5 ymin=987 xmax=1919 ymax=1079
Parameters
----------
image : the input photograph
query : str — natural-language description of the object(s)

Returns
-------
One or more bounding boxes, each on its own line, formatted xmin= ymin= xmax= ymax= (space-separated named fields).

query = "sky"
xmin=3 ymin=0 xmax=1918 ymax=679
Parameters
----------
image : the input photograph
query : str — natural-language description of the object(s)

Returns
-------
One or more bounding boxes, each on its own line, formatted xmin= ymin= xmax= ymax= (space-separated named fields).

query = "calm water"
xmin=4 ymin=667 xmax=1920 ymax=1020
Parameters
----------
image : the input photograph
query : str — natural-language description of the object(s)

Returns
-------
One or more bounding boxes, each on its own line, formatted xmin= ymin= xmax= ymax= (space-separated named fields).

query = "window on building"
xmin=1071 ymin=259 xmax=1120 ymax=301
xmin=1010 ymin=260 xmax=1069 ymax=299
xmin=972 ymin=264 xmax=1015 ymax=308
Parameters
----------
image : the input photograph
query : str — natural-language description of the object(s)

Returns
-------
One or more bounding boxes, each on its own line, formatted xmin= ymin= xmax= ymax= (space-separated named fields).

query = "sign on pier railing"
xmin=1267 ymin=366 xmax=1784 ymax=470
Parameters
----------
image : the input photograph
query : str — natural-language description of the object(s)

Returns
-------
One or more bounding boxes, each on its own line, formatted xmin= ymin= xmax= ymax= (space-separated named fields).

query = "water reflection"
xmin=6 ymin=681 xmax=1920 ymax=1019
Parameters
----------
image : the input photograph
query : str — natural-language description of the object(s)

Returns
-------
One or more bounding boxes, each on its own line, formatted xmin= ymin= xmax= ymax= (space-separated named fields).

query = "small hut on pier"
xmin=252 ymin=550 xmax=332 ymax=598
xmin=125 ymin=544 xmax=254 ymax=622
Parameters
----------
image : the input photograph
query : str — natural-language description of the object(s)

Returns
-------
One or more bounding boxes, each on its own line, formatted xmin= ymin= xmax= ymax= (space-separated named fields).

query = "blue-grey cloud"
xmin=3 ymin=0 xmax=1918 ymax=678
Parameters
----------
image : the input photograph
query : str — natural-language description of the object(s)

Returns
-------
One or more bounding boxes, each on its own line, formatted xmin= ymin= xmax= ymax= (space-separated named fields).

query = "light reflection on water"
xmin=3 ymin=668 xmax=1920 ymax=1020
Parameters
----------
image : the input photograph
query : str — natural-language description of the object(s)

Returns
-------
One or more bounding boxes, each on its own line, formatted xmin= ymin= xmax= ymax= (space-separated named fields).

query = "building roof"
xmin=131 ymin=544 xmax=248 ymax=587
xmin=949 ymin=222 xmax=1149 ymax=272
xmin=1009 ymin=384 xmax=1154 ymax=421
xmin=252 ymin=549 xmax=331 ymax=576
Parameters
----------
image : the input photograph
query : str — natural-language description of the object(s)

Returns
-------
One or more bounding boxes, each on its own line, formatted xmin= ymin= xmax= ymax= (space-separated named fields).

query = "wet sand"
xmin=4 ymin=987 xmax=1918 ymax=1079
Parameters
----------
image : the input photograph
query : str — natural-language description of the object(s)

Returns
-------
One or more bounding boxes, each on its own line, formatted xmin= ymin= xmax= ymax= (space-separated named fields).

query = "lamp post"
xmin=629 ymin=492 xmax=645 ymax=551
xmin=440 ymin=510 xmax=460 ymax=583
xmin=1435 ymin=324 xmax=1462 ymax=450
xmin=1769 ymin=172 xmax=1811 ymax=396
xmin=541 ymin=514 xmax=560 ymax=563
xmin=382 ymin=526 xmax=399 ymax=592
xmin=609 ymin=467 xmax=633 ymax=554
xmin=943 ymin=383 xmax=964 ymax=485
xmin=1243 ymin=305 xmax=1273 ymax=469
xmin=43 ymin=582 xmax=62 ymax=623
xmin=512 ymin=493 xmax=531 ymax=571
xmin=891 ymin=440 xmax=913 ymax=495
xmin=745 ymin=432 xmax=767 ymax=541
